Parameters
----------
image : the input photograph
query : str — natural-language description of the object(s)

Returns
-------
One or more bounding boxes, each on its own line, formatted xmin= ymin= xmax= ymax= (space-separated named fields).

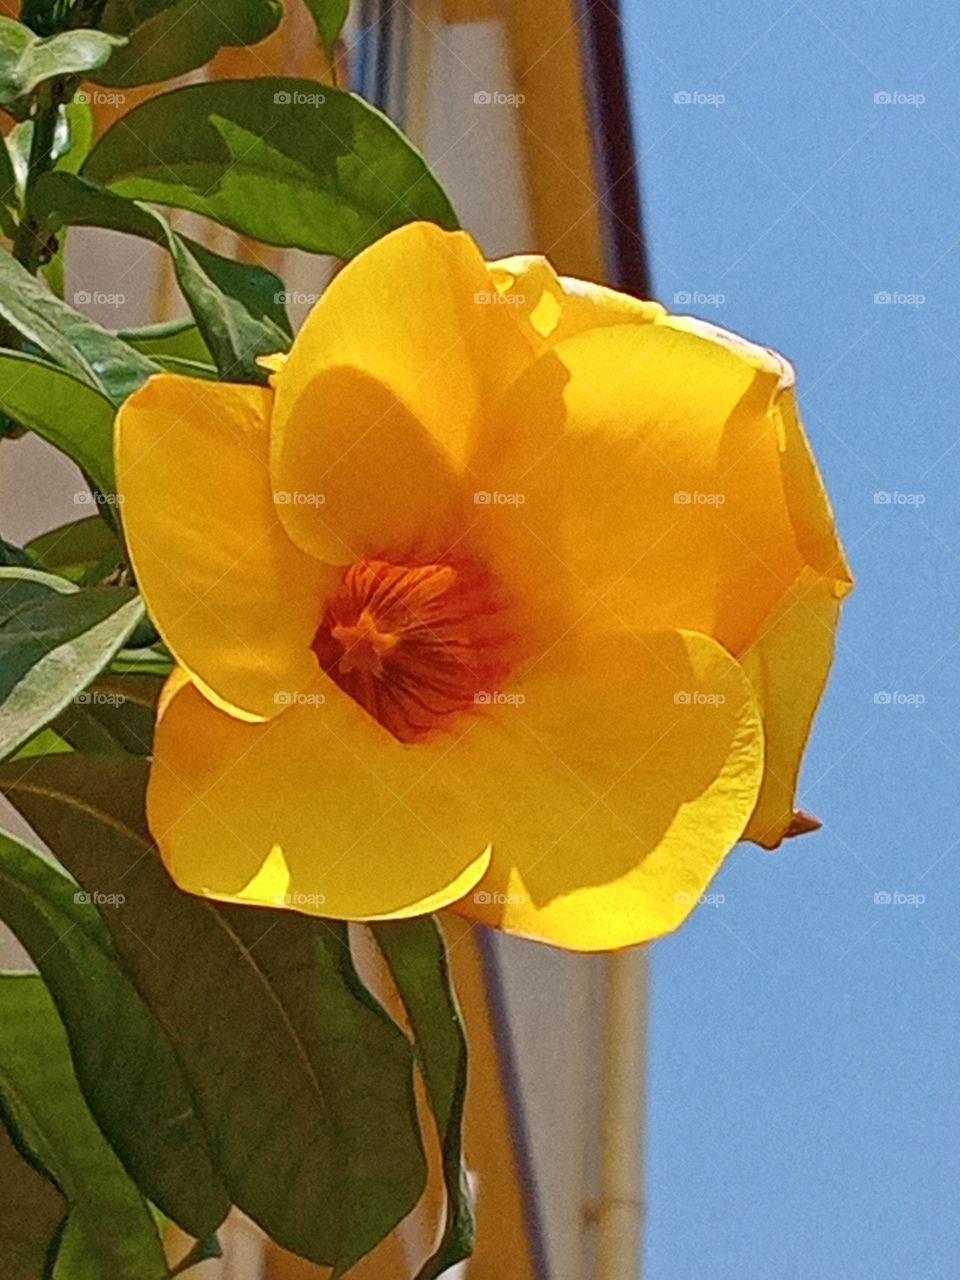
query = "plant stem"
xmin=11 ymin=84 xmax=63 ymax=275
xmin=0 ymin=76 xmax=68 ymax=436
xmin=15 ymin=0 xmax=108 ymax=271
xmin=2 ymin=0 xmax=101 ymax=439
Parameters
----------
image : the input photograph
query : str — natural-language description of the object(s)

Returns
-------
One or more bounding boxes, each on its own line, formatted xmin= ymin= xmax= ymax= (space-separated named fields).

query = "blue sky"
xmin=622 ymin=3 xmax=960 ymax=1276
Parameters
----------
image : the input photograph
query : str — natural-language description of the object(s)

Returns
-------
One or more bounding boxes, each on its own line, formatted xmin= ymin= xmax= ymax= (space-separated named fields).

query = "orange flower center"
xmin=312 ymin=556 xmax=515 ymax=743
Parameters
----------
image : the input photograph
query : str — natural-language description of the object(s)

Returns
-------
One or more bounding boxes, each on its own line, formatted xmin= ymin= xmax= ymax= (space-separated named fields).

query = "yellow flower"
xmin=116 ymin=222 xmax=852 ymax=951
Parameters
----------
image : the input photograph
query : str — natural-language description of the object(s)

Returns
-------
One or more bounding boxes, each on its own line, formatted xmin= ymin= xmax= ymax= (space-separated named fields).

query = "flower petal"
xmin=776 ymin=383 xmax=853 ymax=585
xmin=740 ymin=567 xmax=844 ymax=847
xmin=149 ymin=674 xmax=493 ymax=920
xmin=446 ymin=628 xmax=763 ymax=950
xmin=487 ymin=253 xmax=664 ymax=346
xmin=267 ymin=366 xmax=468 ymax=566
xmin=150 ymin=625 xmax=761 ymax=948
xmin=116 ymin=374 xmax=334 ymax=720
xmin=741 ymin=389 xmax=853 ymax=846
xmin=468 ymin=319 xmax=804 ymax=658
xmin=270 ymin=222 xmax=534 ymax=561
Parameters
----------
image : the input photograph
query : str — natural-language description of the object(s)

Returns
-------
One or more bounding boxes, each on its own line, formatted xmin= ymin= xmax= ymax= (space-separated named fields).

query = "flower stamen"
xmin=313 ymin=556 xmax=515 ymax=742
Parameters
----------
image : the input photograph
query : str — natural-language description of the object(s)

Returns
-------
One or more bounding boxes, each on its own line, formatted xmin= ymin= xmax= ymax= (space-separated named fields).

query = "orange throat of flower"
xmin=312 ymin=556 xmax=515 ymax=743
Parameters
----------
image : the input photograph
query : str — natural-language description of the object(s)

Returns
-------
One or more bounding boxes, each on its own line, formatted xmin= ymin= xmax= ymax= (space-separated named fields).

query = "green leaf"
xmin=34 ymin=173 xmax=291 ymax=380
xmin=0 ymin=19 xmax=125 ymax=106
xmin=116 ymin=317 xmax=211 ymax=363
xmin=0 ymin=247 xmax=158 ymax=404
xmin=25 ymin=517 xmax=119 ymax=585
xmin=83 ymin=78 xmax=460 ymax=256
xmin=0 ymin=537 xmax=35 ymax=568
xmin=0 ymin=135 xmax=18 ymax=238
xmin=53 ymin=99 xmax=95 ymax=175
xmin=147 ymin=354 xmax=220 ymax=379
xmin=304 ymin=0 xmax=349 ymax=58
xmin=0 ymin=754 xmax=430 ymax=1273
xmin=51 ymin=672 xmax=163 ymax=754
xmin=0 ymin=975 xmax=168 ymax=1280
xmin=218 ymin=910 xmax=428 ymax=1274
xmin=0 ymin=353 xmax=116 ymax=494
xmin=110 ymin=643 xmax=174 ymax=676
xmin=0 ymin=829 xmax=230 ymax=1239
xmin=5 ymin=119 xmax=31 ymax=200
xmin=0 ymin=563 xmax=71 ymax=609
xmin=0 ymin=1094 xmax=66 ymax=1280
xmin=113 ymin=322 xmax=219 ymax=380
xmin=0 ymin=568 xmax=144 ymax=761
xmin=96 ymin=0 xmax=282 ymax=87
xmin=373 ymin=919 xmax=475 ymax=1280
xmin=144 ymin=231 xmax=287 ymax=379
xmin=185 ymin=235 xmax=292 ymax=336
xmin=11 ymin=726 xmax=72 ymax=759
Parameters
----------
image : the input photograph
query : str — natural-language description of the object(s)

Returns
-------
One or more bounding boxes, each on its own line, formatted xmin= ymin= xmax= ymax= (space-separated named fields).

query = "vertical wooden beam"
xmin=504 ymin=0 xmax=606 ymax=281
